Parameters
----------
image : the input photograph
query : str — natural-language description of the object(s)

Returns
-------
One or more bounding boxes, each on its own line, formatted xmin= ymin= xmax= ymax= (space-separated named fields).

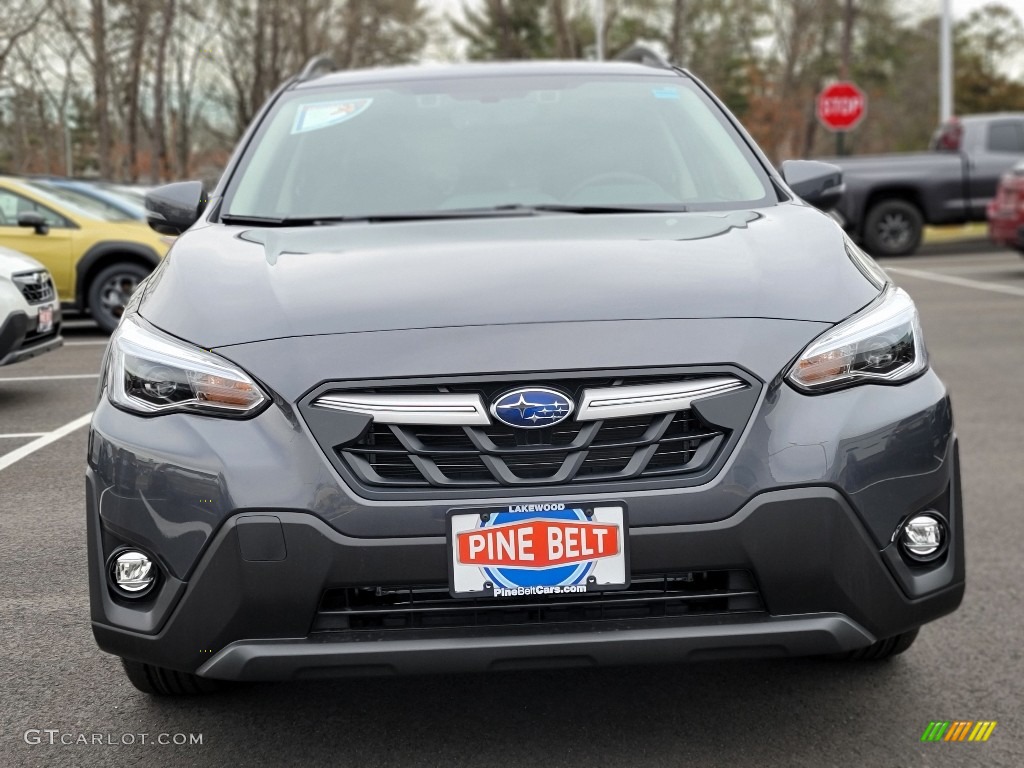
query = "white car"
xmin=0 ymin=246 xmax=62 ymax=366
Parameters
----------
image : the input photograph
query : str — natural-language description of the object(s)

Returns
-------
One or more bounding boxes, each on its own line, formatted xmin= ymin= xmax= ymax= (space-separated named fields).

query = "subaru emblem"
xmin=491 ymin=388 xmax=575 ymax=430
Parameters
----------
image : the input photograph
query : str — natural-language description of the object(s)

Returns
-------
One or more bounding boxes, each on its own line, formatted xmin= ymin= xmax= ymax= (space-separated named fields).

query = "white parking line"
xmin=887 ymin=267 xmax=1024 ymax=298
xmin=0 ymin=374 xmax=100 ymax=383
xmin=0 ymin=433 xmax=46 ymax=439
xmin=64 ymin=340 xmax=109 ymax=347
xmin=0 ymin=412 xmax=93 ymax=472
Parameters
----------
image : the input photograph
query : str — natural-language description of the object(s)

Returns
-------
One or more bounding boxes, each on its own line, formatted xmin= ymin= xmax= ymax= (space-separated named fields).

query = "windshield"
xmin=26 ymin=181 xmax=136 ymax=222
xmin=225 ymin=73 xmax=774 ymax=221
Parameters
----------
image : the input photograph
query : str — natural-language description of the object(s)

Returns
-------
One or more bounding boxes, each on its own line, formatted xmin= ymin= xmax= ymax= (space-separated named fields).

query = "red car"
xmin=988 ymin=162 xmax=1024 ymax=252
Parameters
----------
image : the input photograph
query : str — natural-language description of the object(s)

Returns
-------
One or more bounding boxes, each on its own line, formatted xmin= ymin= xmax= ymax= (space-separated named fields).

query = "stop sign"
xmin=817 ymin=82 xmax=867 ymax=132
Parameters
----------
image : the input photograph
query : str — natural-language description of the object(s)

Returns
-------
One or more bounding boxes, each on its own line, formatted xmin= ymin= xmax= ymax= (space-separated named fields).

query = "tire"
xmin=87 ymin=262 xmax=152 ymax=334
xmin=120 ymin=658 xmax=225 ymax=696
xmin=830 ymin=628 xmax=919 ymax=661
xmin=863 ymin=199 xmax=924 ymax=257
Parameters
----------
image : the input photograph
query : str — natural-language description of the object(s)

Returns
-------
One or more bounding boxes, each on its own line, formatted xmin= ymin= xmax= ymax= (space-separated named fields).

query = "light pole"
xmin=939 ymin=0 xmax=953 ymax=122
xmin=594 ymin=0 xmax=605 ymax=60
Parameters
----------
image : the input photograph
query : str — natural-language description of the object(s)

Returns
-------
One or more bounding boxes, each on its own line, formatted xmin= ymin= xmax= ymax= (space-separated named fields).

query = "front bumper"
xmin=87 ymin=344 xmax=964 ymax=680
xmin=89 ymin=474 xmax=964 ymax=680
xmin=0 ymin=307 xmax=63 ymax=366
xmin=987 ymin=210 xmax=1024 ymax=250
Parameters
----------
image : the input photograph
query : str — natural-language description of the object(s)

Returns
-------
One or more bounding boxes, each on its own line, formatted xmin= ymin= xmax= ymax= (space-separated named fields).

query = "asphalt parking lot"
xmin=1 ymin=246 xmax=1021 ymax=768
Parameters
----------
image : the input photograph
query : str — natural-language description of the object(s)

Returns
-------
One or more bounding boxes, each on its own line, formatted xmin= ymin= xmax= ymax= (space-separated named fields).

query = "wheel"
xmin=863 ymin=199 xmax=924 ymax=257
xmin=87 ymin=262 xmax=152 ymax=334
xmin=830 ymin=628 xmax=919 ymax=661
xmin=120 ymin=658 xmax=225 ymax=695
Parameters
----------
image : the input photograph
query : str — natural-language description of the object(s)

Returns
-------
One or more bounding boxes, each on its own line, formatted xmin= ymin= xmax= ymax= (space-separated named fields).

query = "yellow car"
xmin=0 ymin=176 xmax=170 ymax=332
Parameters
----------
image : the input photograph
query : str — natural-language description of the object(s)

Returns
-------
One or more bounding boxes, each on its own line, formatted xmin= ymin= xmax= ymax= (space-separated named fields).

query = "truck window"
xmin=986 ymin=121 xmax=1024 ymax=153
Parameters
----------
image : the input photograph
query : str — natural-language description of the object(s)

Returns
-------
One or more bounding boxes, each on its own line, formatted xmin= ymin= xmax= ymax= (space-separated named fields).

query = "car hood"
xmin=0 ymin=246 xmax=46 ymax=279
xmin=139 ymin=204 xmax=879 ymax=349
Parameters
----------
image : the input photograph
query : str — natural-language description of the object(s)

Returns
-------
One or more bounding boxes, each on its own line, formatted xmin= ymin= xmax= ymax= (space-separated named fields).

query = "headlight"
xmin=107 ymin=315 xmax=267 ymax=416
xmin=787 ymin=284 xmax=927 ymax=392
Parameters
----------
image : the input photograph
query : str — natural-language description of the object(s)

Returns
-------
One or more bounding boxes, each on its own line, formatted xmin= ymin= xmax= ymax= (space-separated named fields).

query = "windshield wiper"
xmin=513 ymin=203 xmax=688 ymax=214
xmin=220 ymin=214 xmax=298 ymax=226
xmin=221 ymin=208 xmax=540 ymax=227
xmin=221 ymin=204 xmax=687 ymax=227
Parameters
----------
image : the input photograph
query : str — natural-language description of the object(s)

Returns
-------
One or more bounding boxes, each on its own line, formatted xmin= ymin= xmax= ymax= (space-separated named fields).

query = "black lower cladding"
xmin=20 ymin=322 xmax=60 ymax=350
xmin=89 ymin=487 xmax=965 ymax=678
xmin=300 ymin=371 xmax=754 ymax=491
xmin=0 ymin=311 xmax=29 ymax=359
xmin=313 ymin=571 xmax=764 ymax=632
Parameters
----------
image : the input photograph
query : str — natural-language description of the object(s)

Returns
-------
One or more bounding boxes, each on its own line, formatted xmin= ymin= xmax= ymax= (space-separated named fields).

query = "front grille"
xmin=313 ymin=571 xmax=764 ymax=632
xmin=12 ymin=271 xmax=55 ymax=305
xmin=336 ymin=378 xmax=726 ymax=489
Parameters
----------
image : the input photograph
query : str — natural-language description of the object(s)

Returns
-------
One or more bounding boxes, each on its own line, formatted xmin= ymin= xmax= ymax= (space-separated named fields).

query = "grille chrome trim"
xmin=578 ymin=377 xmax=746 ymax=421
xmin=313 ymin=392 xmax=490 ymax=425
xmin=11 ymin=271 xmax=56 ymax=306
xmin=299 ymin=367 xmax=761 ymax=500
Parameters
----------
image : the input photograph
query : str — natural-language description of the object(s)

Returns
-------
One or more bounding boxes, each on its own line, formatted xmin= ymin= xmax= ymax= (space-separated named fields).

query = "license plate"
xmin=448 ymin=502 xmax=628 ymax=598
xmin=37 ymin=306 xmax=54 ymax=334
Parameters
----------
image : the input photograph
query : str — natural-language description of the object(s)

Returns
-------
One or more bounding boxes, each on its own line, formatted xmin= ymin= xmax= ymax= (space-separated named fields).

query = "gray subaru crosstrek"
xmin=87 ymin=58 xmax=964 ymax=695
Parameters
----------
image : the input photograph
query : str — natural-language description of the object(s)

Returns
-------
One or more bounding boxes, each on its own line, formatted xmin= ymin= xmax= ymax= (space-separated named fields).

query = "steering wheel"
xmin=567 ymin=171 xmax=665 ymax=200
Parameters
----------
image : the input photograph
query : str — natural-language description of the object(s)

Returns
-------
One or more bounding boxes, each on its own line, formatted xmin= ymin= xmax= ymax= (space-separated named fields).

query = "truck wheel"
xmin=830 ymin=628 xmax=919 ymax=661
xmin=120 ymin=658 xmax=224 ymax=695
xmin=87 ymin=262 xmax=152 ymax=334
xmin=863 ymin=200 xmax=923 ymax=257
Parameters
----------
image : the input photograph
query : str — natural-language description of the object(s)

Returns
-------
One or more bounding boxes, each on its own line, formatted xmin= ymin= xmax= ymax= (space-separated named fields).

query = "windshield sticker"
xmin=651 ymin=86 xmax=680 ymax=100
xmin=291 ymin=99 xmax=373 ymax=134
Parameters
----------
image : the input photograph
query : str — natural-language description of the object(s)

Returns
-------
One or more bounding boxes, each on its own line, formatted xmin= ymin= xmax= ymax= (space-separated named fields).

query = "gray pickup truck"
xmin=827 ymin=113 xmax=1024 ymax=256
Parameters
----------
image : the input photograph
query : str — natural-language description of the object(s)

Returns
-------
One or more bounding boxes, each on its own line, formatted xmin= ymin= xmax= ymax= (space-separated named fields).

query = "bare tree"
xmin=119 ymin=1 xmax=155 ymax=181
xmin=169 ymin=1 xmax=215 ymax=178
xmin=91 ymin=0 xmax=113 ymax=178
xmin=12 ymin=17 xmax=81 ymax=175
xmin=548 ymin=1 xmax=572 ymax=57
xmin=216 ymin=0 xmax=428 ymax=137
xmin=151 ymin=0 xmax=177 ymax=182
xmin=668 ymin=0 xmax=685 ymax=63
xmin=0 ymin=0 xmax=46 ymax=85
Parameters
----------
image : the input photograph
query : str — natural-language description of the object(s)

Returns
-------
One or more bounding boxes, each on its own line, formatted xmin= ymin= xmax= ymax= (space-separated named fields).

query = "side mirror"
xmin=145 ymin=181 xmax=207 ymax=236
xmin=17 ymin=211 xmax=49 ymax=235
xmin=780 ymin=160 xmax=844 ymax=212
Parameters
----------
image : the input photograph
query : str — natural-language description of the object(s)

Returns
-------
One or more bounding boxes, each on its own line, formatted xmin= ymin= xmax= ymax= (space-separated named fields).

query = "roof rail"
xmin=614 ymin=44 xmax=673 ymax=70
xmin=297 ymin=54 xmax=336 ymax=82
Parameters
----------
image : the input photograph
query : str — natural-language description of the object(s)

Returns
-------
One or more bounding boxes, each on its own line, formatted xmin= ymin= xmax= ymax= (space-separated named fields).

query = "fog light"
xmin=900 ymin=514 xmax=946 ymax=562
xmin=109 ymin=549 xmax=156 ymax=596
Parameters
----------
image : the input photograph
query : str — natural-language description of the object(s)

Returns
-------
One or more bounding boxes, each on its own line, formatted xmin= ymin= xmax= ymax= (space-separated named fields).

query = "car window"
xmin=226 ymin=74 xmax=774 ymax=220
xmin=986 ymin=121 xmax=1024 ymax=153
xmin=26 ymin=182 xmax=136 ymax=221
xmin=0 ymin=188 xmax=72 ymax=228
